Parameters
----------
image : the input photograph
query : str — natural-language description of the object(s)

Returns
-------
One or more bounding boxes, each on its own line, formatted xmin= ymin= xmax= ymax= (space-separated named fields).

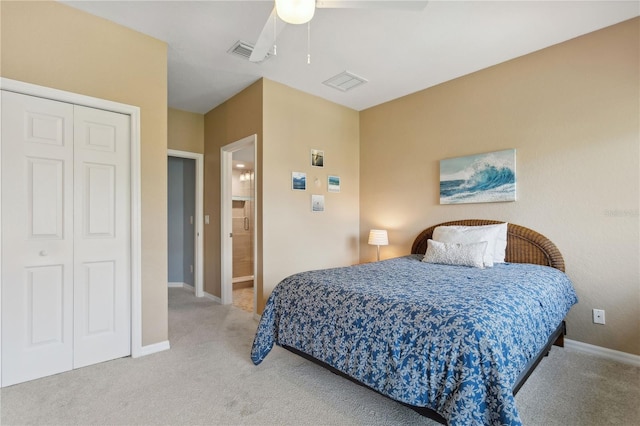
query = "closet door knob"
xmin=39 ymin=250 xmax=48 ymax=256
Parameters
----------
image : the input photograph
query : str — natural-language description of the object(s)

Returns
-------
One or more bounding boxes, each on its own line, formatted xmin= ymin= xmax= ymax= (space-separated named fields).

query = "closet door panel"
xmin=1 ymin=91 xmax=74 ymax=386
xmin=28 ymin=157 xmax=65 ymax=238
xmin=27 ymin=265 xmax=66 ymax=344
xmin=84 ymin=163 xmax=116 ymax=237
xmin=73 ymin=105 xmax=131 ymax=369
xmin=83 ymin=261 xmax=116 ymax=335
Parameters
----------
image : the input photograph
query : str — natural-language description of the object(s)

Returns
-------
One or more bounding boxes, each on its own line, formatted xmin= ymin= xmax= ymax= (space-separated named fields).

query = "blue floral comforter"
xmin=251 ymin=255 xmax=578 ymax=425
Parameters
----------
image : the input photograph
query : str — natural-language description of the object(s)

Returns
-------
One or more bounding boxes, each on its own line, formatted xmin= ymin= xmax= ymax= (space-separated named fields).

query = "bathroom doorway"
xmin=221 ymin=135 xmax=257 ymax=314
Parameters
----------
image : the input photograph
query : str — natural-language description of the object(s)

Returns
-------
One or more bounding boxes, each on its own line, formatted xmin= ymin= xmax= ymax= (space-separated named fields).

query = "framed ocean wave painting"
xmin=440 ymin=149 xmax=516 ymax=204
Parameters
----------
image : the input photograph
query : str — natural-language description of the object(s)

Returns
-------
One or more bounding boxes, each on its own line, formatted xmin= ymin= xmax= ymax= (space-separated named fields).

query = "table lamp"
xmin=368 ymin=229 xmax=388 ymax=261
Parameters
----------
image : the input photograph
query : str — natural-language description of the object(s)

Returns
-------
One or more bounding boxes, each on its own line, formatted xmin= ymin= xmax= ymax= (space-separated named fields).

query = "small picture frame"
xmin=328 ymin=175 xmax=340 ymax=193
xmin=292 ymin=171 xmax=306 ymax=191
xmin=311 ymin=149 xmax=324 ymax=167
xmin=311 ymin=194 xmax=325 ymax=212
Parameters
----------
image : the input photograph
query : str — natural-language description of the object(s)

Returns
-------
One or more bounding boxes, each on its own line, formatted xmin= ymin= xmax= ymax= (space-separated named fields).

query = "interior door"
xmin=1 ymin=91 xmax=75 ymax=386
xmin=72 ymin=105 xmax=131 ymax=368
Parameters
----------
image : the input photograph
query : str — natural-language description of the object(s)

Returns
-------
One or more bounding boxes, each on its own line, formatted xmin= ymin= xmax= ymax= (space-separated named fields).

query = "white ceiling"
xmin=62 ymin=1 xmax=639 ymax=114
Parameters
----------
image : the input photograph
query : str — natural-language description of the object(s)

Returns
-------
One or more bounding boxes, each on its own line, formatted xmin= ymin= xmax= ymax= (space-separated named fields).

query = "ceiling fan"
xmin=249 ymin=0 xmax=429 ymax=62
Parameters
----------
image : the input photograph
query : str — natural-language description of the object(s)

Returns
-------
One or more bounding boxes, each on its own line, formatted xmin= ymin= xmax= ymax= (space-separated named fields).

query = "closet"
xmin=1 ymin=91 xmax=131 ymax=386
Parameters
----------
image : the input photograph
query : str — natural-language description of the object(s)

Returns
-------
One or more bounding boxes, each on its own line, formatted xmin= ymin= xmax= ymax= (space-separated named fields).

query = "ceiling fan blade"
xmin=249 ymin=7 xmax=287 ymax=63
xmin=316 ymin=0 xmax=428 ymax=10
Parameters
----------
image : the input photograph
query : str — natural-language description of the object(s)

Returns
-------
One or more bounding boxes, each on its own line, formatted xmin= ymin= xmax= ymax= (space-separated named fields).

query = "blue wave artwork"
xmin=440 ymin=149 xmax=516 ymax=204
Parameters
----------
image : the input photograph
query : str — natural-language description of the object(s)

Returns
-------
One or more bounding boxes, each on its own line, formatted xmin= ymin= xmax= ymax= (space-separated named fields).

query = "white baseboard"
xmin=203 ymin=291 xmax=222 ymax=304
xmin=133 ymin=340 xmax=170 ymax=358
xmin=565 ymin=339 xmax=640 ymax=367
xmin=168 ymin=282 xmax=195 ymax=291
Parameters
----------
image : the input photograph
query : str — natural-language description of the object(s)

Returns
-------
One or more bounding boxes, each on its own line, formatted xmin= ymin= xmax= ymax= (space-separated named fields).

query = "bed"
xmin=251 ymin=220 xmax=578 ymax=425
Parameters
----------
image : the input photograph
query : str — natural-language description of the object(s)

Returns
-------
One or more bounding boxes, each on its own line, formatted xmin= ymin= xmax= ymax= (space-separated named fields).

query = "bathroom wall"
xmin=168 ymin=157 xmax=196 ymax=286
xmin=231 ymin=168 xmax=254 ymax=280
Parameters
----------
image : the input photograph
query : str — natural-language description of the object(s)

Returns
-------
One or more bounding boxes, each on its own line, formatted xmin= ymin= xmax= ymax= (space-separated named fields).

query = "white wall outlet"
xmin=205 ymin=215 xmax=210 ymax=225
xmin=593 ymin=309 xmax=605 ymax=325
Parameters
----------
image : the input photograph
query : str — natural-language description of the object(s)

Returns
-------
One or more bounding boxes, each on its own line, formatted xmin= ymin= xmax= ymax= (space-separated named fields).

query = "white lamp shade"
xmin=368 ymin=229 xmax=388 ymax=246
xmin=276 ymin=0 xmax=316 ymax=25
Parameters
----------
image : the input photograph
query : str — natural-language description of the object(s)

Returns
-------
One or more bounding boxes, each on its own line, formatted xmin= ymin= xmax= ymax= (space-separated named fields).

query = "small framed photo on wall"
xmin=328 ymin=175 xmax=340 ymax=193
xmin=311 ymin=194 xmax=325 ymax=212
xmin=311 ymin=149 xmax=324 ymax=167
xmin=292 ymin=171 xmax=306 ymax=191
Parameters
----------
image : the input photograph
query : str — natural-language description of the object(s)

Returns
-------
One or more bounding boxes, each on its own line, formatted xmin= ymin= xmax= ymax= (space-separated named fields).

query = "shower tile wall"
xmin=232 ymin=169 xmax=253 ymax=279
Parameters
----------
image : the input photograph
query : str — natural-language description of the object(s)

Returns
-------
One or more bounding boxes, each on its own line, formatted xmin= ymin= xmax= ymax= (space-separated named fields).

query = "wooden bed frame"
xmin=285 ymin=220 xmax=568 ymax=424
xmin=411 ymin=219 xmax=565 ymax=272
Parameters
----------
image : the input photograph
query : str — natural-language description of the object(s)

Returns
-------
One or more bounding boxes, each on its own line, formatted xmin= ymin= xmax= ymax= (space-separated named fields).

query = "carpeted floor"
xmin=1 ymin=286 xmax=639 ymax=425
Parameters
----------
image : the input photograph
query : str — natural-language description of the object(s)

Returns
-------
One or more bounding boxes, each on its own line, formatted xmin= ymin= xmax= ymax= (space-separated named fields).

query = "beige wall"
xmin=360 ymin=18 xmax=640 ymax=355
xmin=203 ymin=79 xmax=359 ymax=313
xmin=168 ymin=108 xmax=204 ymax=154
xmin=1 ymin=1 xmax=169 ymax=346
xmin=262 ymin=80 xmax=360 ymax=307
xmin=203 ymin=80 xmax=263 ymax=303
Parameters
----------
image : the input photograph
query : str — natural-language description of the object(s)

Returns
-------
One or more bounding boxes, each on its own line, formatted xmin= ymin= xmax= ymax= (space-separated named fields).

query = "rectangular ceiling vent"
xmin=227 ymin=40 xmax=270 ymax=61
xmin=323 ymin=71 xmax=368 ymax=92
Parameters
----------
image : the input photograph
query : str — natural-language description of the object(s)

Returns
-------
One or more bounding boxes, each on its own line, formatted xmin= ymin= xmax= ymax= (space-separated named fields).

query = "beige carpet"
xmin=1 ymin=286 xmax=639 ymax=425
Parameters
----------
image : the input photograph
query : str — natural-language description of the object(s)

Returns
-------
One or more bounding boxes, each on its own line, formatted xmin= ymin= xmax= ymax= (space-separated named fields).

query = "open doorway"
xmin=167 ymin=149 xmax=204 ymax=298
xmin=221 ymin=135 xmax=257 ymax=314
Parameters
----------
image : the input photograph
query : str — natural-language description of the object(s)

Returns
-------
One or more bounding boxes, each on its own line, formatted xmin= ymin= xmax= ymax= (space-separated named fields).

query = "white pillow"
xmin=490 ymin=223 xmax=507 ymax=263
xmin=423 ymin=239 xmax=488 ymax=269
xmin=432 ymin=224 xmax=504 ymax=267
xmin=438 ymin=223 xmax=508 ymax=263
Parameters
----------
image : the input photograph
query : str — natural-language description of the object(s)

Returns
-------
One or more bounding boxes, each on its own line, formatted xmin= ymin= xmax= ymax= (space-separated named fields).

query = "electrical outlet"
xmin=593 ymin=309 xmax=605 ymax=325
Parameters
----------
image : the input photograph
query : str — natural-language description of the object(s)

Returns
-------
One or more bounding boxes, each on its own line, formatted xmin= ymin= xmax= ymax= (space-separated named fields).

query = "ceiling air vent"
xmin=227 ymin=40 xmax=269 ymax=61
xmin=323 ymin=71 xmax=368 ymax=92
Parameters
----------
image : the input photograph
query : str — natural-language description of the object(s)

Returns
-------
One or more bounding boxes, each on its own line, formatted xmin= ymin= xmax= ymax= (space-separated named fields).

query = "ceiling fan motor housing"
xmin=276 ymin=0 xmax=316 ymax=25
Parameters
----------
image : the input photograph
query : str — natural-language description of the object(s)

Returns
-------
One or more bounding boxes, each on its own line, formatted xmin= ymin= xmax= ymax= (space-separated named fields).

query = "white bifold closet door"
xmin=1 ymin=91 xmax=131 ymax=387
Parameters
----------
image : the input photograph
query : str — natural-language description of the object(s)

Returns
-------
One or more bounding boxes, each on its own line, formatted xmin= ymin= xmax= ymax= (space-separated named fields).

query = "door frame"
xmin=221 ymin=135 xmax=257 ymax=310
xmin=167 ymin=149 xmax=204 ymax=298
xmin=0 ymin=78 xmax=144 ymax=385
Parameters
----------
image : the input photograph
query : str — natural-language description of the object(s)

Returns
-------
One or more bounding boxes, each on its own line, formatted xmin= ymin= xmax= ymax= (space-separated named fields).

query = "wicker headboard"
xmin=411 ymin=220 xmax=565 ymax=272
